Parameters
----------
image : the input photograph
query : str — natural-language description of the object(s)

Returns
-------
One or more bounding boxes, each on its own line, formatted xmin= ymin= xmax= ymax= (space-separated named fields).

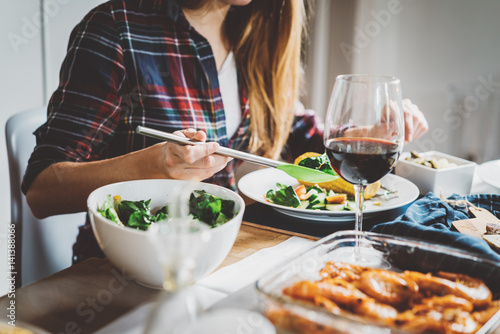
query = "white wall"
xmin=1 ymin=1 xmax=45 ymax=225
xmin=347 ymin=0 xmax=500 ymax=160
xmin=0 ymin=0 xmax=104 ymax=295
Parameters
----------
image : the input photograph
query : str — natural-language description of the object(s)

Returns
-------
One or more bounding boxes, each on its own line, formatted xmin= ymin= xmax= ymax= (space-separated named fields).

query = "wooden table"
xmin=0 ymin=222 xmax=316 ymax=334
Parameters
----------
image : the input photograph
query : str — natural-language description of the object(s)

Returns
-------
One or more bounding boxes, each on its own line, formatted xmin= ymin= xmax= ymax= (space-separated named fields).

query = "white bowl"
xmin=87 ymin=179 xmax=244 ymax=289
xmin=395 ymin=151 xmax=476 ymax=197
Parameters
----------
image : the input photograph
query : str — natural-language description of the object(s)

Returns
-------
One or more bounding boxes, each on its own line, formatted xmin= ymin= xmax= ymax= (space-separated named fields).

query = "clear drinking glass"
xmin=143 ymin=185 xmax=211 ymax=334
xmin=324 ymin=74 xmax=405 ymax=264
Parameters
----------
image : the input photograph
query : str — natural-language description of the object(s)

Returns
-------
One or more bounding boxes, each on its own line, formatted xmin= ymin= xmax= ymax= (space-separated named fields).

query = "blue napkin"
xmin=370 ymin=193 xmax=500 ymax=290
xmin=371 ymin=192 xmax=500 ymax=262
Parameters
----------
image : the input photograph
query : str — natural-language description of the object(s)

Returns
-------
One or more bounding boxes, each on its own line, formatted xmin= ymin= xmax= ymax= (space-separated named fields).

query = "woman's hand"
xmin=161 ymin=128 xmax=232 ymax=181
xmin=343 ymin=99 xmax=428 ymax=143
xmin=403 ymin=98 xmax=428 ymax=142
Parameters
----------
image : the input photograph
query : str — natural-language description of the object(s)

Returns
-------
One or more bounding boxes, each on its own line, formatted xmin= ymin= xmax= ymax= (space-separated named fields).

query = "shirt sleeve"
xmin=281 ymin=101 xmax=325 ymax=162
xmin=22 ymin=4 xmax=125 ymax=194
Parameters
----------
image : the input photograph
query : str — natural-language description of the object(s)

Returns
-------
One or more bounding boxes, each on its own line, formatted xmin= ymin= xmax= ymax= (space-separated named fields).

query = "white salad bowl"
xmin=87 ymin=179 xmax=244 ymax=289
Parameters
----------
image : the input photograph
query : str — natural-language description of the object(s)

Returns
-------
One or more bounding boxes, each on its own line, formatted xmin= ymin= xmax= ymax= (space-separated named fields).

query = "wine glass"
xmin=144 ymin=184 xmax=211 ymax=334
xmin=324 ymin=74 xmax=405 ymax=264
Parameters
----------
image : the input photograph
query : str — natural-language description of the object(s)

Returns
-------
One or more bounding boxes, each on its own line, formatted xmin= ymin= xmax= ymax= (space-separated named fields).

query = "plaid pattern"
xmin=23 ymin=0 xmax=324 ymax=194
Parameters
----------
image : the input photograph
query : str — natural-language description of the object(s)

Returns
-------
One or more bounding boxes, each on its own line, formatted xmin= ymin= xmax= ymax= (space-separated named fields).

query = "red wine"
xmin=326 ymin=138 xmax=400 ymax=185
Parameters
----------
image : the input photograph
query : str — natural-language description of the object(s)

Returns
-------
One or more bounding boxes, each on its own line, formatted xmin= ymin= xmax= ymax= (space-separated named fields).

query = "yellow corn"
xmin=294 ymin=152 xmax=380 ymax=199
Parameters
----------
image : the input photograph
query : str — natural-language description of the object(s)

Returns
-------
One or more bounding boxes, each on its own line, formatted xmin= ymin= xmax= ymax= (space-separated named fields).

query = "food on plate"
xmin=271 ymin=261 xmax=499 ymax=333
xmin=405 ymin=150 xmax=457 ymax=169
xmin=97 ymin=190 xmax=236 ymax=230
xmin=294 ymin=152 xmax=381 ymax=199
xmin=265 ymin=183 xmax=356 ymax=212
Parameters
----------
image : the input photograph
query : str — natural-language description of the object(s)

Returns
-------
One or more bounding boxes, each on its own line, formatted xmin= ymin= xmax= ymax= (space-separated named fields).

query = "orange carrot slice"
xmin=295 ymin=185 xmax=310 ymax=200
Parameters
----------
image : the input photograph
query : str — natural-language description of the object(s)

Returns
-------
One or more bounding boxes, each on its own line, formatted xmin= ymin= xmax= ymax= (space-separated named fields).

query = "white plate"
xmin=478 ymin=159 xmax=500 ymax=189
xmin=238 ymin=168 xmax=419 ymax=222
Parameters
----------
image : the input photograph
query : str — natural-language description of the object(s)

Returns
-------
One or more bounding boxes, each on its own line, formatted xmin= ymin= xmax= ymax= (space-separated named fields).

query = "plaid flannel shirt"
xmin=23 ymin=0 xmax=324 ymax=193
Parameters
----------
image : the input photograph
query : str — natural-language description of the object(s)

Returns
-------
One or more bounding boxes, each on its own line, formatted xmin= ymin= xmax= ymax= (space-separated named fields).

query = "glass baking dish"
xmin=256 ymin=231 xmax=500 ymax=334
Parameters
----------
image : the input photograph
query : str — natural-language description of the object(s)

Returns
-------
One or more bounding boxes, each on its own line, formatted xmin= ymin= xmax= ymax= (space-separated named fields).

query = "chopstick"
xmin=136 ymin=126 xmax=283 ymax=168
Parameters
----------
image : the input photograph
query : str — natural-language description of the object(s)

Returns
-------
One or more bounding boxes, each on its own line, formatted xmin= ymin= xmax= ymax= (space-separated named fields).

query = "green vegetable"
xmin=265 ymin=183 xmax=356 ymax=212
xmin=265 ymin=183 xmax=301 ymax=208
xmin=116 ymin=199 xmax=152 ymax=224
xmin=97 ymin=195 xmax=123 ymax=226
xmin=297 ymin=153 xmax=336 ymax=176
xmin=97 ymin=190 xmax=236 ymax=230
xmin=127 ymin=211 xmax=155 ymax=230
xmin=154 ymin=206 xmax=169 ymax=222
xmin=189 ymin=190 xmax=236 ymax=227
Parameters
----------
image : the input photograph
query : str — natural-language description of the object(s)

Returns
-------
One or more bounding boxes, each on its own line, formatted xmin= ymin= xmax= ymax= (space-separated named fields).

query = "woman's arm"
xmin=26 ymin=129 xmax=231 ymax=219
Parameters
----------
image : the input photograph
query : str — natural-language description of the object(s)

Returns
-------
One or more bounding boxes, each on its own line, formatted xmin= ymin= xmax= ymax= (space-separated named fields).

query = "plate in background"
xmin=478 ymin=159 xmax=500 ymax=189
xmin=238 ymin=168 xmax=419 ymax=222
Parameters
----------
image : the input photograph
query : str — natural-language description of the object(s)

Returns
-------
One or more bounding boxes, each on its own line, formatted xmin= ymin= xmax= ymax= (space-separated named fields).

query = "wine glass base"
xmin=328 ymin=246 xmax=390 ymax=269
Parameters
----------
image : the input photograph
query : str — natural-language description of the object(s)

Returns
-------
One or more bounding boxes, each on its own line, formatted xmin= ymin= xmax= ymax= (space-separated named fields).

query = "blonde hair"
xmin=229 ymin=0 xmax=306 ymax=159
xmin=179 ymin=0 xmax=307 ymax=159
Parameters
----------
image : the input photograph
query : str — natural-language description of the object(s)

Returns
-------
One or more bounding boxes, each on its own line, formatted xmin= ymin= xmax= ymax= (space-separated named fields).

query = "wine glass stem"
xmin=143 ymin=286 xmax=199 ymax=334
xmin=352 ymin=184 xmax=366 ymax=257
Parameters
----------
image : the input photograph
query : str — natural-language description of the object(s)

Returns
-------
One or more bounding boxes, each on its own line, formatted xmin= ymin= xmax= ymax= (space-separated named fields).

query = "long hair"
xmin=178 ymin=0 xmax=307 ymax=159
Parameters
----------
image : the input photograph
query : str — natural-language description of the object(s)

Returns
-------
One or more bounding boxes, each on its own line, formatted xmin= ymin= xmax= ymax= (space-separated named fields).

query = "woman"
xmin=23 ymin=0 xmax=427 ymax=261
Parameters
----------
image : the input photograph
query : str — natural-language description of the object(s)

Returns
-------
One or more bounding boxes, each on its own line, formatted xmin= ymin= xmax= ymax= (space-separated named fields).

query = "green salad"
xmin=98 ymin=190 xmax=237 ymax=231
xmin=296 ymin=153 xmax=337 ymax=176
xmin=265 ymin=183 xmax=356 ymax=212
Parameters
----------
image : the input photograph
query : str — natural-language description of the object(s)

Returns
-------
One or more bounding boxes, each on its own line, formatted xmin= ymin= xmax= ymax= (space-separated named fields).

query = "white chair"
xmin=6 ymin=107 xmax=85 ymax=286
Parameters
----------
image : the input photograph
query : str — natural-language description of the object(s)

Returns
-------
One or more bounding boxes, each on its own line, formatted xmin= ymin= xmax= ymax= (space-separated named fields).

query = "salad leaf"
xmin=116 ymin=199 xmax=152 ymax=224
xmin=97 ymin=195 xmax=123 ymax=225
xmin=189 ymin=190 xmax=235 ymax=227
xmin=154 ymin=206 xmax=169 ymax=222
xmin=265 ymin=183 xmax=301 ymax=208
xmin=98 ymin=190 xmax=236 ymax=230
xmin=127 ymin=211 xmax=155 ymax=230
xmin=220 ymin=198 xmax=235 ymax=218
xmin=298 ymin=153 xmax=337 ymax=176
xmin=110 ymin=198 xmax=159 ymax=231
